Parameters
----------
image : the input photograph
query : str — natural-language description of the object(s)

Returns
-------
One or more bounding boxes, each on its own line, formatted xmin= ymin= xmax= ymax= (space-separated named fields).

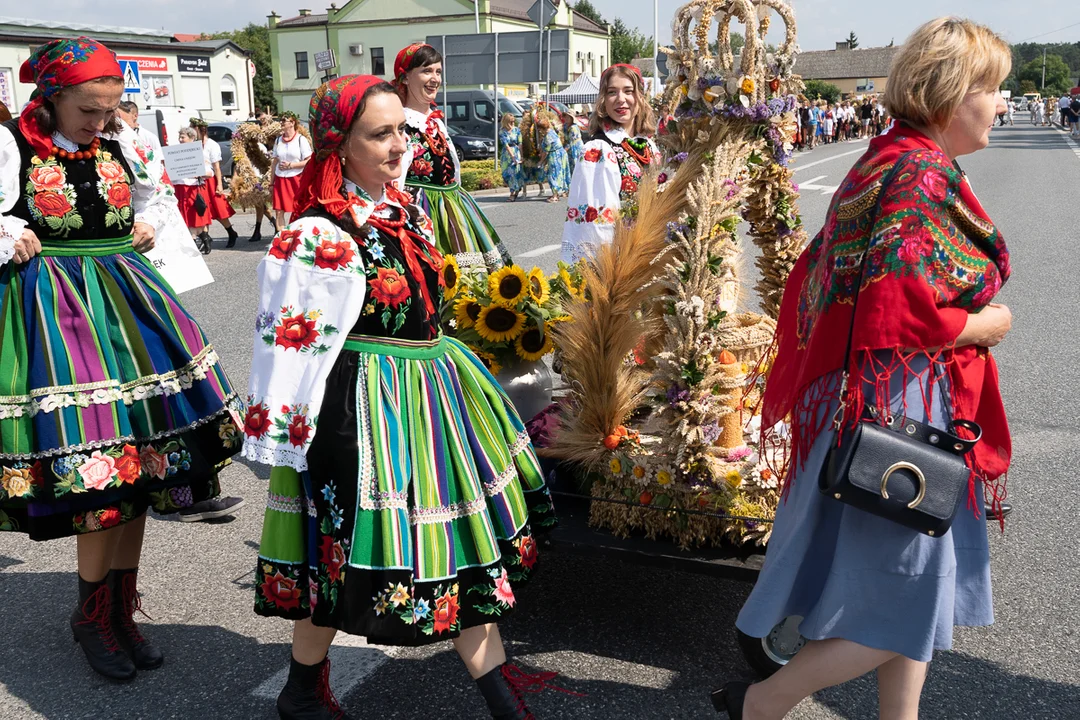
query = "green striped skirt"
xmin=407 ymin=180 xmax=512 ymax=271
xmin=254 ymin=334 xmax=554 ymax=645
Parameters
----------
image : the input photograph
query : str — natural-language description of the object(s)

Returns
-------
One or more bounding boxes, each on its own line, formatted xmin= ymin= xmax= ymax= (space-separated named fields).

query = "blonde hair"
xmin=884 ymin=17 xmax=1011 ymax=129
xmin=589 ymin=65 xmax=657 ymax=137
xmin=500 ymin=112 xmax=516 ymax=130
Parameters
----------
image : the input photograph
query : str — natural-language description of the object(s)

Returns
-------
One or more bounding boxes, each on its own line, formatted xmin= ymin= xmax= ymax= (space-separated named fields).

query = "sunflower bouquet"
xmin=442 ymin=259 xmax=586 ymax=374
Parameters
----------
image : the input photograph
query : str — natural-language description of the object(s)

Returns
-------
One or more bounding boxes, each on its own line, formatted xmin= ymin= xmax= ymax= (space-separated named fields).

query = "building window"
xmin=600 ymin=55 xmax=605 ymax=69
xmin=220 ymin=74 xmax=238 ymax=109
xmin=371 ymin=47 xmax=385 ymax=76
xmin=296 ymin=52 xmax=309 ymax=79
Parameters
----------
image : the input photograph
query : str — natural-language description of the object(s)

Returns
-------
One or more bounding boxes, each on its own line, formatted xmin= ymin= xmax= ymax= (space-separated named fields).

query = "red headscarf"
xmin=18 ymin=37 xmax=122 ymax=160
xmin=601 ymin=63 xmax=643 ymax=83
xmin=393 ymin=43 xmax=434 ymax=88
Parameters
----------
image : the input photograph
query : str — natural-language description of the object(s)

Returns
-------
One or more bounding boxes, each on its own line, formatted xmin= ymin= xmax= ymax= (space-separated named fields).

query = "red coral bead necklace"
xmin=50 ymin=137 xmax=101 ymax=161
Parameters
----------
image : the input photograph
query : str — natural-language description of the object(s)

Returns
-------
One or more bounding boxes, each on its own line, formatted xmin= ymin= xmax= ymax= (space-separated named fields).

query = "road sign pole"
xmin=494 ymin=33 xmax=500 ymax=172
xmin=442 ymin=35 xmax=448 ymax=121
xmin=546 ymin=29 xmax=552 ymax=98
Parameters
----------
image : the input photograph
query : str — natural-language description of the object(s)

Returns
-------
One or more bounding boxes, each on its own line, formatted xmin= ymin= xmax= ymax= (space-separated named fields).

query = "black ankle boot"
xmin=276 ymin=655 xmax=353 ymax=720
xmin=109 ymin=568 xmax=164 ymax=670
xmin=249 ymin=226 xmax=263 ymax=242
xmin=70 ymin=577 xmax=137 ymax=682
xmin=711 ymin=681 xmax=750 ymax=718
xmin=225 ymin=226 xmax=239 ymax=248
xmin=198 ymin=232 xmax=213 ymax=255
xmin=476 ymin=662 xmax=581 ymax=720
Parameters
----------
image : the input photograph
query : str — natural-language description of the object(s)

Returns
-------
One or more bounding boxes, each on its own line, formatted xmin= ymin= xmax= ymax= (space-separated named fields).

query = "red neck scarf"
xmin=367 ymin=184 xmax=443 ymax=318
xmin=764 ymin=124 xmax=1012 ymax=511
xmin=18 ymin=37 xmax=122 ymax=160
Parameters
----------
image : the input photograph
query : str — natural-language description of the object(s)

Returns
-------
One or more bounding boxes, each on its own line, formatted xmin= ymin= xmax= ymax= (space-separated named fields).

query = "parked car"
xmin=205 ymin=121 xmax=242 ymax=178
xmin=446 ymin=125 xmax=495 ymax=161
xmin=435 ymin=89 xmax=522 ymax=138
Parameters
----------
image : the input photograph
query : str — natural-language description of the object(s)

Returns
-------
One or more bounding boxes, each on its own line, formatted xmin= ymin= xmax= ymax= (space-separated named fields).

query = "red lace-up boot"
xmin=70 ymin=577 xmax=137 ymax=682
xmin=475 ymin=662 xmax=585 ymax=720
xmin=276 ymin=655 xmax=355 ymax=720
xmin=109 ymin=568 xmax=164 ymax=670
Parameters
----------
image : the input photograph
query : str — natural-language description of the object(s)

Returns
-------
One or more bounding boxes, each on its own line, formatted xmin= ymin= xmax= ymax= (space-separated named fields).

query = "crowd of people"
xmin=0 ymin=14 xmax=1022 ymax=720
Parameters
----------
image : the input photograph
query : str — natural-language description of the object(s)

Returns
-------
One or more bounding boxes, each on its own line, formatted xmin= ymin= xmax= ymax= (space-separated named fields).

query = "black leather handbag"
xmin=817 ymin=151 xmax=982 ymax=537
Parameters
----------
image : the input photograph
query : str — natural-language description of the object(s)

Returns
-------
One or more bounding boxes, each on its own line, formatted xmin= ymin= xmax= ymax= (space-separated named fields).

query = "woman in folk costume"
xmin=560 ymin=64 xmax=661 ymax=263
xmin=713 ymin=19 xmax=1014 ymax=719
xmin=243 ymin=75 xmax=559 ymax=720
xmin=499 ymin=112 xmax=526 ymax=201
xmin=172 ymin=126 xmax=214 ymax=254
xmin=190 ymin=116 xmax=240 ymax=249
xmin=558 ymin=109 xmax=585 ymax=176
xmin=393 ymin=43 xmax=512 ymax=270
xmin=0 ymin=38 xmax=242 ymax=682
xmin=536 ymin=113 xmax=570 ymax=202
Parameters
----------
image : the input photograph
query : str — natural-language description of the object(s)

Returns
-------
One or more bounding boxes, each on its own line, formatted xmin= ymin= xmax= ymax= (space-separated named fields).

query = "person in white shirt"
xmin=1058 ymin=94 xmax=1071 ymax=129
xmin=171 ymin=127 xmax=213 ymax=254
xmin=270 ymin=111 xmax=312 ymax=229
xmin=191 ymin=117 xmax=239 ymax=247
xmin=115 ymin=101 xmax=163 ymax=163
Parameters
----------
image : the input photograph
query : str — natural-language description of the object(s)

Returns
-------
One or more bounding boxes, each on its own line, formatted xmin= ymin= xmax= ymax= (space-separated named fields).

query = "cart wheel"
xmin=737 ymin=615 xmax=806 ymax=678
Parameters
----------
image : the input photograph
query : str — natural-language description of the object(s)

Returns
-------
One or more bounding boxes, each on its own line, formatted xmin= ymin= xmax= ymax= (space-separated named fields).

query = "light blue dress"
xmin=543 ymin=128 xmax=571 ymax=196
xmin=499 ymin=127 xmax=525 ymax=194
xmin=736 ymin=355 xmax=993 ymax=663
xmin=565 ymin=123 xmax=585 ymax=176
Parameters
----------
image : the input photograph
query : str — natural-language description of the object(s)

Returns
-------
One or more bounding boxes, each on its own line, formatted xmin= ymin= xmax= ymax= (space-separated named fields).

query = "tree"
xmin=573 ymin=0 xmax=606 ymax=27
xmin=846 ymin=31 xmax=859 ymax=50
xmin=207 ymin=23 xmax=276 ymax=112
xmin=803 ymin=79 xmax=841 ymax=104
xmin=1019 ymin=79 xmax=1037 ymax=94
xmin=1018 ymin=54 xmax=1071 ymax=95
xmin=610 ymin=17 xmax=654 ymax=65
xmin=708 ymin=31 xmax=744 ymax=56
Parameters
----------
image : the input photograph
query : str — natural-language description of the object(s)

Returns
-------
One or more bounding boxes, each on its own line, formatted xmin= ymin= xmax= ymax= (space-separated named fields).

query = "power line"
xmin=1016 ymin=20 xmax=1080 ymax=44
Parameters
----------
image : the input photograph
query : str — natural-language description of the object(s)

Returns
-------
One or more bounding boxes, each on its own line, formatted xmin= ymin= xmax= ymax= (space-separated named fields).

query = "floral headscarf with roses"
xmin=18 ymin=37 xmax=123 ymax=159
xmin=393 ymin=43 xmax=434 ymax=88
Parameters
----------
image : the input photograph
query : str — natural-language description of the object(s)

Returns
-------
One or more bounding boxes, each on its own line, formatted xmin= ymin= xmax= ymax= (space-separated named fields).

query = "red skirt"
xmin=272 ymin=174 xmax=303 ymax=213
xmin=174 ymin=183 xmax=212 ymax=227
xmin=204 ymin=175 xmax=236 ymax=221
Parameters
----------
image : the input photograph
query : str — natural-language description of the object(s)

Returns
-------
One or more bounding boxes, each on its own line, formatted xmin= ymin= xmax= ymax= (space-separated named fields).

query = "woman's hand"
xmin=11 ymin=228 xmax=41 ymax=264
xmin=132 ymin=222 xmax=156 ymax=253
xmin=957 ymin=303 xmax=1012 ymax=348
xmin=281 ymin=160 xmax=291 ymax=171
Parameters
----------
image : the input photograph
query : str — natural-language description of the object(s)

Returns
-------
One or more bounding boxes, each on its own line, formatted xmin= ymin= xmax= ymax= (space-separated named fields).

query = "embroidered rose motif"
xmin=583 ymin=147 xmax=602 ymax=163
xmin=97 ymin=160 xmax=125 ymax=183
xmin=269 ymin=229 xmax=302 ymax=260
xmin=260 ymin=570 xmax=302 ymax=611
xmin=620 ymin=175 xmax=638 ymax=194
xmin=78 ymin=451 xmax=118 ymax=490
xmin=319 ymin=535 xmax=347 ymax=584
xmin=275 ymin=313 xmax=321 ymax=351
xmin=106 ymin=182 xmax=132 ymax=209
xmin=920 ymin=169 xmax=948 ymax=202
xmin=566 ymin=207 xmax=580 ymax=221
xmin=28 ymin=165 xmax=65 ymax=192
xmin=412 ymin=158 xmax=433 ymax=177
xmin=114 ymin=444 xmax=141 ymax=484
xmin=1 ymin=467 xmax=34 ymax=498
xmin=98 ymin=507 xmax=122 ymax=528
xmin=140 ymin=446 xmax=169 ymax=479
xmin=518 ymin=535 xmax=538 ymax=569
xmin=584 ymin=206 xmax=599 ymax=223
xmin=493 ymin=568 xmax=516 ymax=607
xmin=600 ymin=207 xmax=617 ymax=223
xmin=312 ymin=239 xmax=356 ymax=271
xmin=34 ymin=192 xmax=73 ymax=217
xmin=432 ymin=589 xmax=460 ymax=634
xmin=243 ymin=403 xmax=273 ymax=439
xmin=369 ymin=266 xmax=410 ymax=308
xmin=287 ymin=414 xmax=313 ymax=447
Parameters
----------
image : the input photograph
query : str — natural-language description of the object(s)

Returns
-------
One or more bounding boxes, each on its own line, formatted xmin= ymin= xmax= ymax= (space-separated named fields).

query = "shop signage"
xmin=117 ymin=55 xmax=169 ymax=72
xmin=178 ymin=55 xmax=211 ymax=74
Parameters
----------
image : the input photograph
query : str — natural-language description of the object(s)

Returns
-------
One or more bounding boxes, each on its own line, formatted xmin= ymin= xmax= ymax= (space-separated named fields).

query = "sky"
xmin=15 ymin=0 xmax=1080 ymax=52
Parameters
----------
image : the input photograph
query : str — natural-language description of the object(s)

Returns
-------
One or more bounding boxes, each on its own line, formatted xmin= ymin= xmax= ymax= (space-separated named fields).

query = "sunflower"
xmin=488 ymin=266 xmax=529 ymax=307
xmin=441 ymin=255 xmax=461 ymax=299
xmin=454 ymin=294 xmax=482 ymax=329
xmin=474 ymin=350 xmax=502 ymax=376
xmin=475 ymin=305 xmax=526 ymax=343
xmin=558 ymin=266 xmax=587 ymax=300
xmin=513 ymin=322 xmax=554 ymax=362
xmin=526 ymin=267 xmax=549 ymax=304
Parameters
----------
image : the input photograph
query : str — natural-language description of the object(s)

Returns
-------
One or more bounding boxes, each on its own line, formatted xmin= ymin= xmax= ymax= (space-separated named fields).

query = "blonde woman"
xmin=560 ymin=64 xmax=660 ymax=263
xmin=498 ymin=112 xmax=525 ymax=200
xmin=714 ymin=18 xmax=1013 ymax=718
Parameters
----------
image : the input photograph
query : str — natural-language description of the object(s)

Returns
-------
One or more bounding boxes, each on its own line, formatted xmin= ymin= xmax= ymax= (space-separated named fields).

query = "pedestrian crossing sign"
xmin=119 ymin=60 xmax=141 ymax=94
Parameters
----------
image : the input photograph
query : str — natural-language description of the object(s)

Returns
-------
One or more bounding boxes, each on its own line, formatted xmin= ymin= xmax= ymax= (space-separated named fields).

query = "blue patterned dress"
xmin=542 ymin=128 xmax=571 ymax=196
xmin=564 ymin=122 xmax=585 ymax=176
xmin=499 ymin=127 xmax=525 ymax=194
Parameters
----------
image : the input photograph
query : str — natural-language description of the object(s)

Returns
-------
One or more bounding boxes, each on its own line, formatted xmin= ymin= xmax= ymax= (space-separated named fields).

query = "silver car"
xmin=205 ymin=121 xmax=243 ymax=178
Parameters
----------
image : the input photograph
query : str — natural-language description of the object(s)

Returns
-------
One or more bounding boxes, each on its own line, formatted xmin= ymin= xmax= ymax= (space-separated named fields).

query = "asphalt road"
xmin=1 ymin=124 xmax=1079 ymax=720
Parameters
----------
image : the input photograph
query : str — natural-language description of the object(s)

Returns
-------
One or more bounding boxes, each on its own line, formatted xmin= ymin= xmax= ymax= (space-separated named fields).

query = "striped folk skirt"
xmin=0 ymin=237 xmax=242 ymax=540
xmin=406 ymin=181 xmax=512 ymax=272
xmin=254 ymin=334 xmax=554 ymax=646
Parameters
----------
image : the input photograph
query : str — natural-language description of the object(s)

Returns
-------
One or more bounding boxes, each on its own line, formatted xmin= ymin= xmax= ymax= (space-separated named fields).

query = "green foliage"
xmin=460 ymin=160 xmax=505 ymax=192
xmin=1019 ymin=79 xmax=1037 ymax=94
xmin=1017 ymin=54 xmax=1073 ymax=96
xmin=709 ymin=32 xmax=744 ymax=55
xmin=611 ymin=17 xmax=654 ymax=65
xmin=206 ymin=23 xmax=276 ymax=113
xmin=846 ymin=31 xmax=859 ymax=50
xmin=572 ymin=0 xmax=605 ymax=26
xmin=1005 ymin=42 xmax=1080 ymax=94
xmin=803 ymin=79 xmax=841 ymax=104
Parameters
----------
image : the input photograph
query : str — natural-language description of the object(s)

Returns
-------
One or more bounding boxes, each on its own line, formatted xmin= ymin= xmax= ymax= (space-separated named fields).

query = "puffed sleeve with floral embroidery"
xmin=109 ymin=124 xmax=187 ymax=239
xmin=560 ymin=138 xmax=620 ymax=264
xmin=242 ymin=214 xmax=368 ymax=471
xmin=0 ymin=125 xmax=26 ymax=266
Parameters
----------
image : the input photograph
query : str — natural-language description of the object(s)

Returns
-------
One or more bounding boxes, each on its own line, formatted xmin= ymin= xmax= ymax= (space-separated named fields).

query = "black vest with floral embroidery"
xmin=3 ymin=119 xmax=136 ymax=241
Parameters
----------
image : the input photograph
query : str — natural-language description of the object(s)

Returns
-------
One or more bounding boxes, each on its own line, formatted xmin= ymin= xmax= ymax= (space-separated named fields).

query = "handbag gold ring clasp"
xmin=880 ymin=462 xmax=926 ymax=509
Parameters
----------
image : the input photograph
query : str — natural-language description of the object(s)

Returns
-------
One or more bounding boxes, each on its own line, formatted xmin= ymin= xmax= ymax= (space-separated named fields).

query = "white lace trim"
xmin=0 ymin=346 xmax=222 ymax=420
xmin=266 ymin=491 xmax=304 ymax=514
xmin=241 ymin=440 xmax=309 ymax=473
xmin=509 ymin=430 xmax=531 ymax=457
xmin=453 ymin=245 xmax=509 ymax=269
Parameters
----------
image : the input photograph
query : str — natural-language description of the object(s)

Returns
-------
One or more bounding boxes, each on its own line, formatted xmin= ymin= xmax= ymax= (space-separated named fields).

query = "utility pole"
xmin=475 ymin=0 xmax=480 ymax=33
xmin=1041 ymin=48 xmax=1046 ymax=90
xmin=653 ymin=0 xmax=659 ymax=96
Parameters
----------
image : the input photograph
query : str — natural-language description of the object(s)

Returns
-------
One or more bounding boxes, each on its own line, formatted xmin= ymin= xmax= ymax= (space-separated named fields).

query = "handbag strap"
xmin=836 ymin=149 xmax=917 ymax=406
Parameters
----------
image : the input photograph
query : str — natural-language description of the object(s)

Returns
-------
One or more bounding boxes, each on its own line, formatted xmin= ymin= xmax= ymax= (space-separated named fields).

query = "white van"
xmin=139 ymin=107 xmax=203 ymax=147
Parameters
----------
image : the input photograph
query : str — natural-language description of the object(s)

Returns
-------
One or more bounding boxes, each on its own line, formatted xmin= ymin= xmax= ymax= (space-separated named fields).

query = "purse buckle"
xmin=880 ymin=461 xmax=927 ymax=509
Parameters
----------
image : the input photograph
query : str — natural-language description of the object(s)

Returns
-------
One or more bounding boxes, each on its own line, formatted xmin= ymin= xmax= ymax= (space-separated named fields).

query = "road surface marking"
xmin=518 ymin=244 xmax=562 ymax=258
xmin=253 ymin=634 xmax=398 ymax=699
xmin=1061 ymin=132 xmax=1080 ymax=159
xmin=792 ymin=143 xmax=867 ymax=173
xmin=517 ymin=651 xmax=678 ymax=690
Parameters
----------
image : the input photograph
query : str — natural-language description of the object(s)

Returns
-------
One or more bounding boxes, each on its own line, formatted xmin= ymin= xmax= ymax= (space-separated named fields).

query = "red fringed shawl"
xmin=763 ymin=124 xmax=1012 ymax=515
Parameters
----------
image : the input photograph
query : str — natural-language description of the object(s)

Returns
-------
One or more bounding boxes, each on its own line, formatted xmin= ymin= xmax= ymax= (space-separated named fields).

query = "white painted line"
xmin=517 ymin=243 xmax=562 ymax=258
xmin=792 ymin=143 xmax=867 ymax=173
xmin=253 ymin=634 xmax=398 ymax=699
xmin=518 ymin=651 xmax=679 ymax=690
xmin=799 ymin=175 xmax=827 ymax=185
